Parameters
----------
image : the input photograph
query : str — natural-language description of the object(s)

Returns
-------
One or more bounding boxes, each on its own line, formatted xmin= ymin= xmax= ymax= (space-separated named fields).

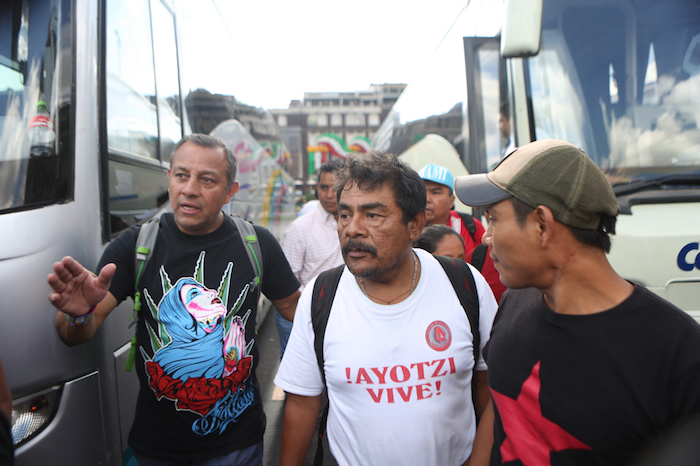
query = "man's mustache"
xmin=342 ymin=240 xmax=377 ymax=257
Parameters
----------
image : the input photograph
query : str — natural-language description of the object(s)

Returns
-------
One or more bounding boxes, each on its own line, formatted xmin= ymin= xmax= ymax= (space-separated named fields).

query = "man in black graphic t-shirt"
xmin=454 ymin=139 xmax=700 ymax=466
xmin=48 ymin=134 xmax=300 ymax=464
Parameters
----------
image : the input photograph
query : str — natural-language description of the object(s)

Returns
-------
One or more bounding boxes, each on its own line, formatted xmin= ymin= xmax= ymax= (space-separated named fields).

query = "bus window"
xmin=463 ymin=37 xmax=511 ymax=174
xmin=0 ymin=0 xmax=73 ymax=214
xmin=528 ymin=0 xmax=700 ymax=178
xmin=475 ymin=45 xmax=503 ymax=171
xmin=106 ymin=0 xmax=176 ymax=234
xmin=525 ymin=29 xmax=596 ymax=157
xmin=151 ymin=0 xmax=182 ymax=162
xmin=106 ymin=0 xmax=158 ymax=160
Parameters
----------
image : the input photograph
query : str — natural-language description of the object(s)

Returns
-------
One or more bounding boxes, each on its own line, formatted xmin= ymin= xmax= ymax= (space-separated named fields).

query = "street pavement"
xmin=257 ymin=309 xmax=334 ymax=465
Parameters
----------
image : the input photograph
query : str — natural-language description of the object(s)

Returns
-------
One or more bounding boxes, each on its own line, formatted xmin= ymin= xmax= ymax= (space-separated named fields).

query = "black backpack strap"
xmin=310 ymin=264 xmax=344 ymax=466
xmin=433 ymin=255 xmax=481 ymax=410
xmin=456 ymin=212 xmax=488 ymax=272
xmin=313 ymin=406 xmax=330 ymax=466
xmin=434 ymin=255 xmax=480 ymax=362
xmin=457 ymin=211 xmax=477 ymax=243
xmin=470 ymin=244 xmax=488 ymax=272
xmin=311 ymin=265 xmax=345 ymax=385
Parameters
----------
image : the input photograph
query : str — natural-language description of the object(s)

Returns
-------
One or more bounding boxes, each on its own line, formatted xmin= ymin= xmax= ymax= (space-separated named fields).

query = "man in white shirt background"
xmin=276 ymin=160 xmax=345 ymax=357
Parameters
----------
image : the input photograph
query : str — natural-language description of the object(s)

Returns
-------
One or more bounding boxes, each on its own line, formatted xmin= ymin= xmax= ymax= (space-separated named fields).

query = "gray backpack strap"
xmin=125 ymin=216 xmax=161 ymax=371
xmin=231 ymin=215 xmax=263 ymax=292
xmin=124 ymin=215 xmax=262 ymax=372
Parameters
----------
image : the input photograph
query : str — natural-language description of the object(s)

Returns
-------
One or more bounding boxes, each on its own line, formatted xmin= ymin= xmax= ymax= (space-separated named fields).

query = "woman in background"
xmin=417 ymin=224 xmax=507 ymax=303
xmin=415 ymin=225 xmax=466 ymax=261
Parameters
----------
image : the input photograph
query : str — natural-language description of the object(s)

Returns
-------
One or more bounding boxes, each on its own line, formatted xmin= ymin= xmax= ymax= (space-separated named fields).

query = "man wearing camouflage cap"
xmin=456 ymin=139 xmax=700 ymax=465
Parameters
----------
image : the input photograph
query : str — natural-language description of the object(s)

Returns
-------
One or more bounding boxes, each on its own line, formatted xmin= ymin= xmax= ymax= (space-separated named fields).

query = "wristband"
xmin=65 ymin=305 xmax=97 ymax=326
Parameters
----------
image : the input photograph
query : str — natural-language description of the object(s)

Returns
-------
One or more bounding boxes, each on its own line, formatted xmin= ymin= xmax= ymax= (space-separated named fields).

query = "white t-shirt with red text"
xmin=275 ymin=248 xmax=498 ymax=466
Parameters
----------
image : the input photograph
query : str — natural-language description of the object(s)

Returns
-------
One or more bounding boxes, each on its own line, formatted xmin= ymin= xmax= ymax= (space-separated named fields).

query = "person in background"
xmin=455 ymin=139 xmax=700 ymax=465
xmin=415 ymin=224 xmax=466 ymax=261
xmin=48 ymin=134 xmax=300 ymax=466
xmin=278 ymin=160 xmax=345 ymax=358
xmin=418 ymin=164 xmax=507 ymax=302
xmin=296 ymin=199 xmax=319 ymax=217
xmin=498 ymin=101 xmax=515 ymax=159
xmin=276 ymin=152 xmax=497 ymax=466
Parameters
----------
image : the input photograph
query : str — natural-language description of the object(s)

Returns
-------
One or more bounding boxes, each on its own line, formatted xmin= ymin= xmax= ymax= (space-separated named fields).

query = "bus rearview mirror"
xmin=501 ymin=0 xmax=543 ymax=58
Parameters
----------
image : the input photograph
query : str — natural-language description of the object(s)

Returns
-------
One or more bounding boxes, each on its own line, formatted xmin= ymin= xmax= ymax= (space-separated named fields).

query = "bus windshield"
xmin=529 ymin=0 xmax=700 ymax=183
xmin=0 ymin=0 xmax=73 ymax=213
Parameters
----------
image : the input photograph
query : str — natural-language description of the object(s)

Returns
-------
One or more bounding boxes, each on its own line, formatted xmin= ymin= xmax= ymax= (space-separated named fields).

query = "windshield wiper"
xmin=614 ymin=174 xmax=700 ymax=214
xmin=613 ymin=174 xmax=700 ymax=196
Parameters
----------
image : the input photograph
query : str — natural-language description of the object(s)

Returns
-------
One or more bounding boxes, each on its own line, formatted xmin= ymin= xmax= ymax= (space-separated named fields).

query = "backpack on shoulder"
xmin=456 ymin=211 xmax=488 ymax=272
xmin=309 ymin=255 xmax=481 ymax=465
xmin=124 ymin=214 xmax=262 ymax=371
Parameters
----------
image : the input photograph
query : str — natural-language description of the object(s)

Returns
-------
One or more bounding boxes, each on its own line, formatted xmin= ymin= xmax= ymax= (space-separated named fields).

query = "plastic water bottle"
xmin=28 ymin=100 xmax=56 ymax=157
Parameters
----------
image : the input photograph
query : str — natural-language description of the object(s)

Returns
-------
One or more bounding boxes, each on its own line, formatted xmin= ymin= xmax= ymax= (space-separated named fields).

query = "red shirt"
xmin=448 ymin=210 xmax=507 ymax=302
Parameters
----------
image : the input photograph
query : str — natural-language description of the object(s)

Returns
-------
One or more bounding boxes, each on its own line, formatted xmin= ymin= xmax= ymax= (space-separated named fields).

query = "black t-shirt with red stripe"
xmin=485 ymin=285 xmax=700 ymax=465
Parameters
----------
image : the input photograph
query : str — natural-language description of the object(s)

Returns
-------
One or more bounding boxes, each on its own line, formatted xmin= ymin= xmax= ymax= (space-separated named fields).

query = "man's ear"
xmin=225 ymin=181 xmax=240 ymax=203
xmin=534 ymin=205 xmax=556 ymax=247
xmin=409 ymin=210 xmax=427 ymax=242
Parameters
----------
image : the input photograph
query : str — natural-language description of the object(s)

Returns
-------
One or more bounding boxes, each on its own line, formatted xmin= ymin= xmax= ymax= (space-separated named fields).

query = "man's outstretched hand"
xmin=48 ymin=256 xmax=116 ymax=317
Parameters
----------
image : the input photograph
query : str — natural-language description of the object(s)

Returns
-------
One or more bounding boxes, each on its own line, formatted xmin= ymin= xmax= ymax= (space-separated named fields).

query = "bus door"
xmin=104 ymin=0 xmax=183 ymax=238
xmin=462 ymin=37 xmax=511 ymax=176
xmin=103 ymin=0 xmax=185 ymax=459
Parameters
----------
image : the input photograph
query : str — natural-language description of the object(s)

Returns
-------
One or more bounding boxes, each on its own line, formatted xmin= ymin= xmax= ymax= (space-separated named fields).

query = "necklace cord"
xmin=359 ymin=252 xmax=418 ymax=304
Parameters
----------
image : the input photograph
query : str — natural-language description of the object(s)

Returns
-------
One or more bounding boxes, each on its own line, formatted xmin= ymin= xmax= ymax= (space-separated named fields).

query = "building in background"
xmin=270 ymin=83 xmax=406 ymax=190
xmin=278 ymin=126 xmax=304 ymax=181
xmin=185 ymin=89 xmax=295 ymax=174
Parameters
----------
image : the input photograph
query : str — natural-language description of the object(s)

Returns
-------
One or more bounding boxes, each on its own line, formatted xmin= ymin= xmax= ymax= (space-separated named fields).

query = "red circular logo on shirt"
xmin=426 ymin=320 xmax=452 ymax=351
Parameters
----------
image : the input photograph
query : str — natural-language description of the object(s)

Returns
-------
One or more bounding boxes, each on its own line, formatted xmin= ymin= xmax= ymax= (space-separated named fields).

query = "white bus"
xmin=0 ymin=0 xmax=294 ymax=464
xmin=375 ymin=0 xmax=700 ymax=322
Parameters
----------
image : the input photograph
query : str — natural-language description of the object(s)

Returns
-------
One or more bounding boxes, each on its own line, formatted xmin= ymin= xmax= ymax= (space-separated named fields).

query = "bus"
xmin=375 ymin=0 xmax=700 ymax=322
xmin=0 ymin=0 xmax=295 ymax=464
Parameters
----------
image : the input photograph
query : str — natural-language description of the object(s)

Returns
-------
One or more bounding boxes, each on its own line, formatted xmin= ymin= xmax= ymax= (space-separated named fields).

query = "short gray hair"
xmin=171 ymin=134 xmax=237 ymax=188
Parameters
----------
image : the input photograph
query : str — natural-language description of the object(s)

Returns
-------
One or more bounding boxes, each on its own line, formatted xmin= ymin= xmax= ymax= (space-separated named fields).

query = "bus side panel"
xmin=607 ymin=202 xmax=700 ymax=323
xmin=15 ymin=373 xmax=108 ymax=464
xmin=5 ymin=0 xmax=131 ymax=463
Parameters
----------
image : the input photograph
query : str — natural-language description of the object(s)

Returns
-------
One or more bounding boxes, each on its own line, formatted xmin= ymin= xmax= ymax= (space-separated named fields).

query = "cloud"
xmin=176 ymin=0 xmax=470 ymax=109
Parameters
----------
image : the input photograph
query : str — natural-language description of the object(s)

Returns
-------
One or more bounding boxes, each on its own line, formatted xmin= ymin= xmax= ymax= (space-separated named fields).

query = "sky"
xmin=176 ymin=1 xmax=484 ymax=110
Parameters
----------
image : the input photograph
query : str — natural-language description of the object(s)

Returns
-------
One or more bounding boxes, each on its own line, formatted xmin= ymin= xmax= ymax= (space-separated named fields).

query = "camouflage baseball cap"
xmin=453 ymin=139 xmax=619 ymax=230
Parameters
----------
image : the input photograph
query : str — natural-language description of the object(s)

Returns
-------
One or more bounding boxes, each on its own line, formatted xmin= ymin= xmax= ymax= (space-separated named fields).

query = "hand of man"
xmin=48 ymin=256 xmax=116 ymax=316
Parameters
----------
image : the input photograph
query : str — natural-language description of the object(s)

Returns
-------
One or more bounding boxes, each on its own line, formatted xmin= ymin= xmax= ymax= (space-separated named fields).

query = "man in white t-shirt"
xmin=276 ymin=160 xmax=344 ymax=357
xmin=275 ymin=152 xmax=498 ymax=466
xmin=283 ymin=160 xmax=344 ymax=289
